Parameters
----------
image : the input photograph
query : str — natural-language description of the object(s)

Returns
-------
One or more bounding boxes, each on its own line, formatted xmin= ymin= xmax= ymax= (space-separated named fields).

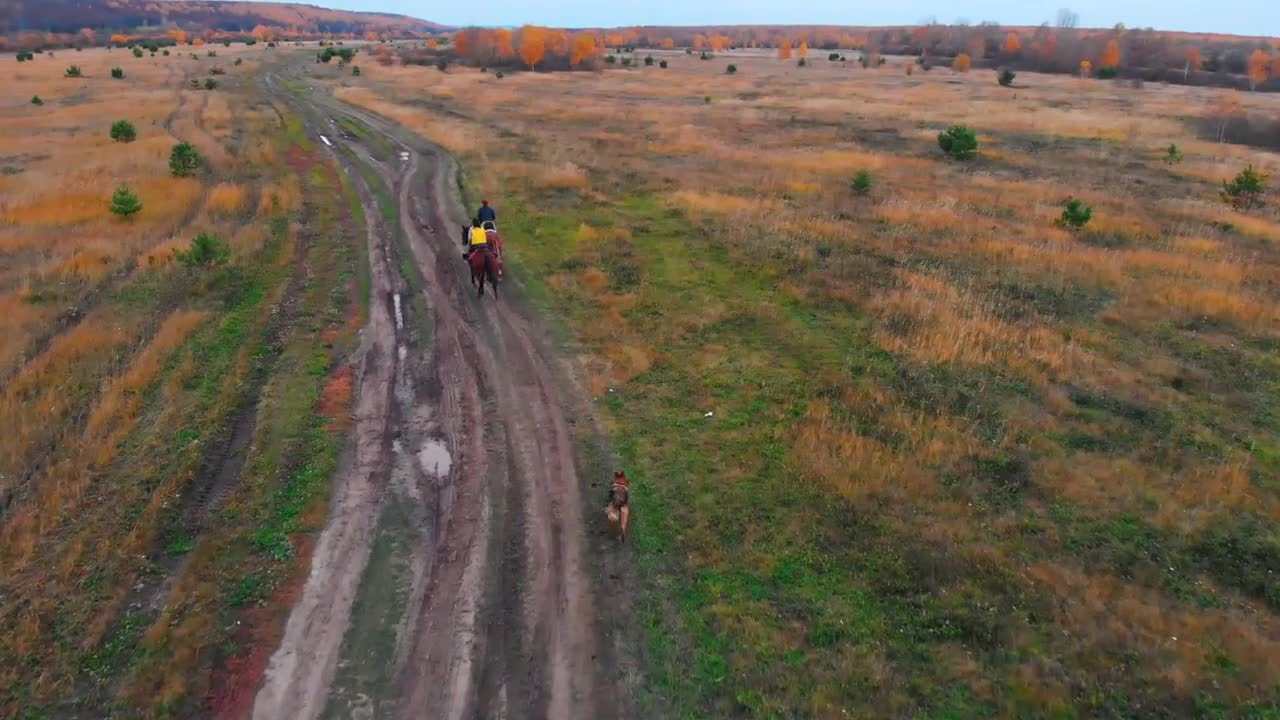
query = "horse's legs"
xmin=620 ymin=506 xmax=630 ymax=542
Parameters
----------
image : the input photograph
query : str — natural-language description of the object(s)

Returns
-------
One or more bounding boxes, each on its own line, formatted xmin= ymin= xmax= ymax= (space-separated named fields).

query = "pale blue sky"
xmin=316 ymin=0 xmax=1274 ymax=37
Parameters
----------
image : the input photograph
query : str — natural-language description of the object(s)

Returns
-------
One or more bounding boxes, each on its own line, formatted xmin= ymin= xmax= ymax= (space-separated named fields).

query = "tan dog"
xmin=604 ymin=470 xmax=631 ymax=542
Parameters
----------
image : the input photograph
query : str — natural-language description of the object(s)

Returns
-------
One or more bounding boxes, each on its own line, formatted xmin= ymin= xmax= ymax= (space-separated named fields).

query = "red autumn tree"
xmin=1246 ymin=49 xmax=1269 ymax=90
xmin=1003 ymin=32 xmax=1021 ymax=54
xmin=1184 ymin=47 xmax=1201 ymax=80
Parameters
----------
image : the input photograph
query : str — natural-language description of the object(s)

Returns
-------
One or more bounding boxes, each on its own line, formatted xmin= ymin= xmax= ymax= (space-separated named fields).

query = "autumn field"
xmin=0 ymin=43 xmax=367 ymax=716
xmin=328 ymin=49 xmax=1280 ymax=717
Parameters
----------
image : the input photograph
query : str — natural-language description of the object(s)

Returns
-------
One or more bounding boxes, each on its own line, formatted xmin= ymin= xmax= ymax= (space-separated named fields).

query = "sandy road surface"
xmin=250 ymin=60 xmax=634 ymax=720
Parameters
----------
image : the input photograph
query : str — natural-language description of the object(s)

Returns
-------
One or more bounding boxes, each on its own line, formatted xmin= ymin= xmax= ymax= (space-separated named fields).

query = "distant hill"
xmin=0 ymin=0 xmax=447 ymax=37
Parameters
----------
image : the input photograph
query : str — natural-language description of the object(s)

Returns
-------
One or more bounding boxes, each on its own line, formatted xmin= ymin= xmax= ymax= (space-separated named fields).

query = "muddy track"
xmin=250 ymin=61 xmax=631 ymax=720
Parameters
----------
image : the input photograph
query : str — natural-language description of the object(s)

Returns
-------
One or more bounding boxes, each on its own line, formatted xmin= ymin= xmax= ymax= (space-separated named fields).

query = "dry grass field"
xmin=330 ymin=49 xmax=1280 ymax=717
xmin=0 ymin=43 xmax=367 ymax=717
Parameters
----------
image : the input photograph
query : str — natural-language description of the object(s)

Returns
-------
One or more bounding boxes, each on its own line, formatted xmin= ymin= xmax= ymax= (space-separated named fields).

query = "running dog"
xmin=604 ymin=470 xmax=631 ymax=542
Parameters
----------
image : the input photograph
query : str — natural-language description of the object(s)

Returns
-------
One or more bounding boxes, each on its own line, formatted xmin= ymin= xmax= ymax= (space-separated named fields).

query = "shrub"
xmin=111 ymin=67 xmax=124 ymax=79
xmin=16 ymin=51 xmax=34 ymax=62
xmin=352 ymin=65 xmax=361 ymax=75
xmin=109 ymin=185 xmax=143 ymax=218
xmin=190 ymin=79 xmax=201 ymax=89
xmin=829 ymin=52 xmax=840 ymax=61
xmin=700 ymin=52 xmax=711 ymax=60
xmin=704 ymin=96 xmax=711 ymax=104
xmin=234 ymin=58 xmax=243 ymax=66
xmin=852 ymin=170 xmax=873 ymax=196
xmin=223 ymin=40 xmax=232 ymax=48
xmin=1057 ymin=198 xmax=1094 ymax=229
xmin=605 ymin=55 xmax=617 ymax=64
xmin=31 ymin=95 xmax=43 ymax=106
xmin=659 ymin=60 xmax=668 ymax=69
xmin=204 ymin=78 xmax=217 ymax=90
xmin=174 ymin=232 xmax=231 ymax=269
xmin=169 ymin=141 xmax=202 ymax=177
xmin=998 ymin=68 xmax=1016 ymax=86
xmin=1221 ymin=165 xmax=1268 ymax=211
xmin=798 ymin=58 xmax=807 ymax=67
xmin=1098 ymin=66 xmax=1118 ymax=79
xmin=163 ymin=49 xmax=170 ymax=56
xmin=209 ymin=67 xmax=226 ymax=75
xmin=110 ymin=119 xmax=137 ymax=143
xmin=1164 ymin=144 xmax=1183 ymax=164
xmin=436 ymin=59 xmax=448 ymax=72
xmin=207 ymin=50 xmax=216 ymax=57
xmin=726 ymin=64 xmax=737 ymax=74
xmin=132 ymin=47 xmax=144 ymax=58
xmin=644 ymin=55 xmax=654 ymax=66
xmin=64 ymin=65 xmax=83 ymax=78
xmin=622 ymin=57 xmax=633 ymax=67
xmin=937 ymin=125 xmax=978 ymax=160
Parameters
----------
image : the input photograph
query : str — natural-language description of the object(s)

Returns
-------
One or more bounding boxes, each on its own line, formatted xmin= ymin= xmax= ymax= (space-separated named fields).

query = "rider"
xmin=464 ymin=218 xmax=489 ymax=260
xmin=477 ymin=199 xmax=496 ymax=226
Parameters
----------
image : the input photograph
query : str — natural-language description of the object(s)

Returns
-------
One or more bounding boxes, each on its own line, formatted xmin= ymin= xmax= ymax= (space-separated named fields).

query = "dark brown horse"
xmin=461 ymin=225 xmax=498 ymax=297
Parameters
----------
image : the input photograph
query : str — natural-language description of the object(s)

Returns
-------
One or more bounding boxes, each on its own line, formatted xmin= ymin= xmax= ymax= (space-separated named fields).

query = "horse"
xmin=604 ymin=470 xmax=631 ymax=542
xmin=461 ymin=225 xmax=499 ymax=297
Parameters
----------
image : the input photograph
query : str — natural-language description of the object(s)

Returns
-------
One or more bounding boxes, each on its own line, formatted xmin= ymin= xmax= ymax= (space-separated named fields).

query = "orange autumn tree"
xmin=1101 ymin=39 xmax=1121 ymax=70
xmin=519 ymin=26 xmax=548 ymax=70
xmin=1272 ymin=54 xmax=1280 ymax=79
xmin=193 ymin=37 xmax=206 ymax=47
xmin=709 ymin=35 xmax=731 ymax=52
xmin=1003 ymin=32 xmax=1021 ymax=54
xmin=953 ymin=53 xmax=972 ymax=72
xmin=571 ymin=33 xmax=598 ymax=66
xmin=494 ymin=28 xmax=514 ymax=59
xmin=1080 ymin=59 xmax=1093 ymax=76
xmin=167 ymin=30 xmax=188 ymax=46
xmin=1184 ymin=47 xmax=1201 ymax=80
xmin=693 ymin=34 xmax=706 ymax=51
xmin=78 ymin=28 xmax=96 ymax=47
xmin=660 ymin=37 xmax=675 ymax=49
xmin=778 ymin=38 xmax=792 ymax=60
xmin=252 ymin=25 xmax=276 ymax=43
xmin=110 ymin=34 xmax=129 ymax=46
xmin=1246 ymin=49 xmax=1269 ymax=90
xmin=797 ymin=41 xmax=809 ymax=58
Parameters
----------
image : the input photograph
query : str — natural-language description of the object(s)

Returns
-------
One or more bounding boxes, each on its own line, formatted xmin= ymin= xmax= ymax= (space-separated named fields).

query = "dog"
xmin=604 ymin=470 xmax=630 ymax=542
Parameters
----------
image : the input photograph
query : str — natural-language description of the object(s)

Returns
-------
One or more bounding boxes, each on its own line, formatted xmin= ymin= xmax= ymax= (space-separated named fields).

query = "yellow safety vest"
xmin=469 ymin=227 xmax=488 ymax=246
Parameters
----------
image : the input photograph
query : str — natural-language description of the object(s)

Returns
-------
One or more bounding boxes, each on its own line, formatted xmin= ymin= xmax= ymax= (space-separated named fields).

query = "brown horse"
xmin=461 ymin=225 xmax=498 ymax=297
xmin=604 ymin=470 xmax=631 ymax=542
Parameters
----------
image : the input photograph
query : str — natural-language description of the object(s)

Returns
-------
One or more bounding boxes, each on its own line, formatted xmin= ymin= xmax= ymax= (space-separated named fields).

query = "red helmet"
xmin=482 ymin=199 xmax=489 ymax=205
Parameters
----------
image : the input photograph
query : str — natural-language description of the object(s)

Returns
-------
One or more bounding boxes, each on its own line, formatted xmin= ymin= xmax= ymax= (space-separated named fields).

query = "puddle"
xmin=417 ymin=440 xmax=452 ymax=477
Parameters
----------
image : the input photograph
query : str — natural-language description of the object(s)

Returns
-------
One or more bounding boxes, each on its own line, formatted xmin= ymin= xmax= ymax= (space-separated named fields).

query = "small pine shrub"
xmin=700 ymin=51 xmax=711 ymax=60
xmin=999 ymin=68 xmax=1016 ymax=86
xmin=496 ymin=71 xmax=505 ymax=79
xmin=937 ymin=125 xmax=978 ymax=160
xmin=174 ymin=232 xmax=231 ymax=269
xmin=209 ymin=66 xmax=226 ymax=75
xmin=163 ymin=49 xmax=170 ymax=56
xmin=1164 ymin=144 xmax=1183 ymax=164
xmin=659 ymin=60 xmax=668 ymax=69
xmin=605 ymin=55 xmax=617 ymax=64
xmin=704 ymin=96 xmax=711 ymax=104
xmin=31 ymin=95 xmax=43 ymax=106
xmin=798 ymin=58 xmax=807 ymax=67
xmin=111 ymin=67 xmax=125 ymax=79
xmin=829 ymin=52 xmax=840 ymax=61
xmin=207 ymin=50 xmax=216 ymax=57
xmin=204 ymin=78 xmax=217 ymax=90
xmin=110 ymin=119 xmax=137 ymax=143
xmin=726 ymin=64 xmax=737 ymax=74
xmin=223 ymin=40 xmax=232 ymax=47
xmin=352 ymin=65 xmax=360 ymax=75
xmin=622 ymin=57 xmax=633 ymax=67
xmin=190 ymin=79 xmax=201 ymax=89
xmin=1098 ymin=66 xmax=1118 ymax=79
xmin=852 ymin=170 xmax=873 ymax=196
xmin=169 ymin=141 xmax=202 ymax=177
xmin=109 ymin=184 xmax=143 ymax=218
xmin=132 ymin=47 xmax=144 ymax=58
xmin=644 ymin=55 xmax=654 ymax=66
xmin=1057 ymin=198 xmax=1094 ymax=229
xmin=436 ymin=59 xmax=448 ymax=72
xmin=234 ymin=58 xmax=243 ymax=66
xmin=1221 ymin=165 xmax=1268 ymax=212
xmin=64 ymin=65 xmax=83 ymax=78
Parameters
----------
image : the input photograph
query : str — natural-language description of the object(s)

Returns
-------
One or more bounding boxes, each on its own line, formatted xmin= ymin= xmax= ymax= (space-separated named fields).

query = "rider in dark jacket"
xmin=477 ymin=199 xmax=496 ymax=225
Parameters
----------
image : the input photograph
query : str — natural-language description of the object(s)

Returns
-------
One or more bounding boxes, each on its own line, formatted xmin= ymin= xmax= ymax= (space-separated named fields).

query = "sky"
xmin=292 ymin=0 xmax=1274 ymax=37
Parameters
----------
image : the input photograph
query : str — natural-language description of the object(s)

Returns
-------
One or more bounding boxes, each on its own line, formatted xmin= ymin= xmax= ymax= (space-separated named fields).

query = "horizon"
xmin=249 ymin=0 xmax=1277 ymax=38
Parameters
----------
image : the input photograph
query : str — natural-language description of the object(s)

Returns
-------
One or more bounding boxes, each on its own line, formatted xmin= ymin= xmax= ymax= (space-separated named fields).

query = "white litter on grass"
xmin=418 ymin=441 xmax=453 ymax=477
xmin=392 ymin=293 xmax=403 ymax=331
xmin=704 ymin=411 xmax=714 ymax=418
xmin=319 ymin=134 xmax=332 ymax=147
xmin=399 ymin=151 xmax=410 ymax=162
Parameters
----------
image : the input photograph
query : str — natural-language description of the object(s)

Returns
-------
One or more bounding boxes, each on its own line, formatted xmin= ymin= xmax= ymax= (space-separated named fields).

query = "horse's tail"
xmin=485 ymin=251 xmax=498 ymax=289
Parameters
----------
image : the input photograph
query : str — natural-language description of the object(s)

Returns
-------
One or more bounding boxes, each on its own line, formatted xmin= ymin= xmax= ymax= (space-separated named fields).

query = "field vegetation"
xmin=333 ymin=47 xmax=1280 ymax=717
xmin=0 ymin=44 xmax=366 ymax=717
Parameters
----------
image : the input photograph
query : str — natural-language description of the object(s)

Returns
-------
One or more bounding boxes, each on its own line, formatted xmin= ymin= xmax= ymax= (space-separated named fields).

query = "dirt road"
xmin=250 ymin=61 xmax=636 ymax=720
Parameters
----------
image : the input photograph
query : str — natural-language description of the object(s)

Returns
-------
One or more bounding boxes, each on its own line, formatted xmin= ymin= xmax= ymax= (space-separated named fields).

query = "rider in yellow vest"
xmin=465 ymin=218 xmax=488 ymax=260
